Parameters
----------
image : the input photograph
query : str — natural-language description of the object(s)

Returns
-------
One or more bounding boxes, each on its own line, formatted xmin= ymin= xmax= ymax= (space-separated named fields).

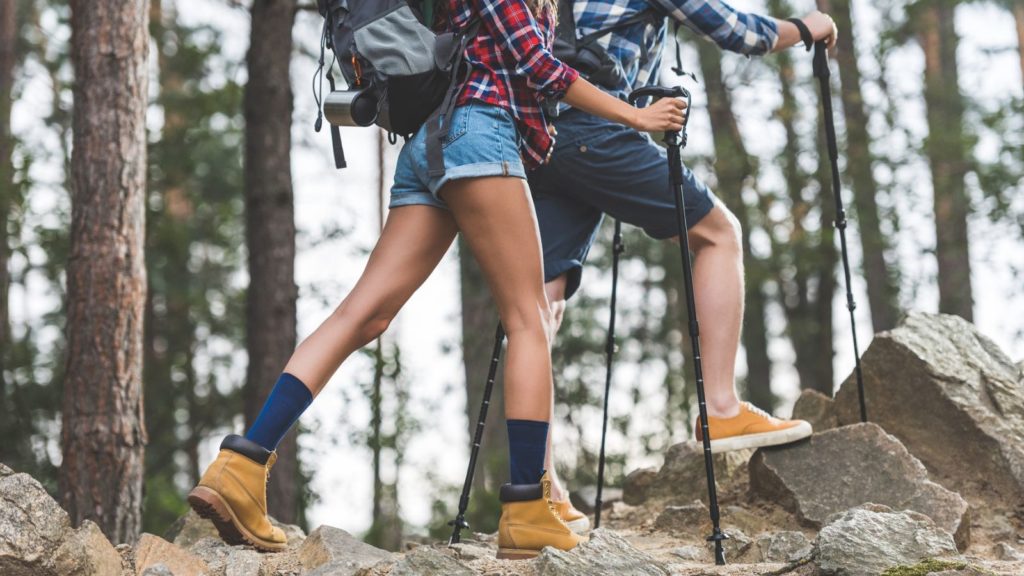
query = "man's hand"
xmin=630 ymin=97 xmax=687 ymax=133
xmin=774 ymin=11 xmax=838 ymax=52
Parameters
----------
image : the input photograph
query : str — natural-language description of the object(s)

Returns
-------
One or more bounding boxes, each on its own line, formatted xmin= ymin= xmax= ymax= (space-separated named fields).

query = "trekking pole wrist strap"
xmin=787 ymin=18 xmax=813 ymax=52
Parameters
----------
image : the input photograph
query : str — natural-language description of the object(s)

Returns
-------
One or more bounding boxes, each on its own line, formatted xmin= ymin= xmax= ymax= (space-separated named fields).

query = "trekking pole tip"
xmin=707 ymin=529 xmax=729 ymax=565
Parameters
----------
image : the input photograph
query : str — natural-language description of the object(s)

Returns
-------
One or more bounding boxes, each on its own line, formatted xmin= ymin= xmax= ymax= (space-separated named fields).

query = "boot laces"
xmin=542 ymin=480 xmax=570 ymax=527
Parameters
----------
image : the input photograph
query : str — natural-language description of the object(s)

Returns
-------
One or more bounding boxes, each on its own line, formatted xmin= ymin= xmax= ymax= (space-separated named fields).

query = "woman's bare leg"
xmin=284 ymin=205 xmax=458 ymax=395
xmin=440 ymin=177 xmax=552 ymax=423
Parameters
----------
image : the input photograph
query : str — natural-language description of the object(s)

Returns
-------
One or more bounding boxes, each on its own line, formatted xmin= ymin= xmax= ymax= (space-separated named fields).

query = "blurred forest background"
xmin=0 ymin=0 xmax=1022 ymax=551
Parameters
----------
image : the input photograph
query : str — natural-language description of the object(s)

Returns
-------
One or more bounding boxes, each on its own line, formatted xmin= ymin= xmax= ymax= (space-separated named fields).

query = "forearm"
xmin=771 ymin=18 xmax=803 ymax=53
xmin=561 ymin=77 xmax=636 ymax=127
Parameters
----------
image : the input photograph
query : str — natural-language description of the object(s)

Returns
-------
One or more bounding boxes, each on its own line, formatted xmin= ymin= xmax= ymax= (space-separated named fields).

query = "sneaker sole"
xmin=187 ymin=486 xmax=286 ymax=552
xmin=496 ymin=547 xmax=542 ymax=560
xmin=565 ymin=516 xmax=590 ymax=534
xmin=707 ymin=421 xmax=813 ymax=453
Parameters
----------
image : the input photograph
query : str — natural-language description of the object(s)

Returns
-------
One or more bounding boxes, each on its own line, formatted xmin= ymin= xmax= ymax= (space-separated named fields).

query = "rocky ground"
xmin=2 ymin=312 xmax=1024 ymax=576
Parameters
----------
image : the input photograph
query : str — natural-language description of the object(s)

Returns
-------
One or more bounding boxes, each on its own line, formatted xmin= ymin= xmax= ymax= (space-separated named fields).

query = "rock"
xmin=164 ymin=511 xmax=220 ymax=548
xmin=140 ymin=565 xmax=174 ymax=576
xmin=833 ymin=312 xmax=1024 ymax=505
xmin=0 ymin=465 xmax=72 ymax=576
xmin=792 ymin=389 xmax=839 ymax=432
xmin=995 ymin=542 xmax=1024 ymax=561
xmin=536 ymin=530 xmax=670 ymax=575
xmin=813 ymin=504 xmax=959 ymax=576
xmin=716 ymin=527 xmax=754 ymax=562
xmin=623 ymin=443 xmax=751 ymax=506
xmin=297 ymin=526 xmax=392 ymax=574
xmin=755 ymin=531 xmax=813 ymax=563
xmin=654 ymin=501 xmax=710 ymax=536
xmin=669 ymin=545 xmax=705 ymax=561
xmin=447 ymin=542 xmax=494 ymax=562
xmin=134 ymin=533 xmax=209 ymax=576
xmin=53 ymin=520 xmax=123 ymax=576
xmin=570 ymin=486 xmax=622 ymax=514
xmin=271 ymin=517 xmax=306 ymax=546
xmin=187 ymin=538 xmax=261 ymax=576
xmin=386 ymin=545 xmax=473 ymax=576
xmin=749 ymin=422 xmax=971 ymax=549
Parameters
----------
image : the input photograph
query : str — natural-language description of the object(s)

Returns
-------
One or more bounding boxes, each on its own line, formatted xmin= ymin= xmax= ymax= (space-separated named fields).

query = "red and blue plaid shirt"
xmin=444 ymin=0 xmax=580 ymax=169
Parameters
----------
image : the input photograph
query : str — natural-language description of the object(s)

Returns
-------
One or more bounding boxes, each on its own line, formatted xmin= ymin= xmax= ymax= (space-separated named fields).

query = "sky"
xmin=9 ymin=0 xmax=1024 ymax=537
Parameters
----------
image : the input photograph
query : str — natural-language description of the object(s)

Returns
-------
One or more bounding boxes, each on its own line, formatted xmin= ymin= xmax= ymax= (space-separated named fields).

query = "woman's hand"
xmin=802 ymin=11 xmax=838 ymax=50
xmin=630 ymin=97 xmax=687 ymax=133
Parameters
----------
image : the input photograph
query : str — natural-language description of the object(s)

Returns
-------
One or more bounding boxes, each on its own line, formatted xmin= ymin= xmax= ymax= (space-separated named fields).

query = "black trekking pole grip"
xmin=813 ymin=41 xmax=830 ymax=80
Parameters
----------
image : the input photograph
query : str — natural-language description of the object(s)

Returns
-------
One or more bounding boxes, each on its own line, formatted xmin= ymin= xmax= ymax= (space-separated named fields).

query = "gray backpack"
xmin=314 ymin=0 xmax=479 ymax=175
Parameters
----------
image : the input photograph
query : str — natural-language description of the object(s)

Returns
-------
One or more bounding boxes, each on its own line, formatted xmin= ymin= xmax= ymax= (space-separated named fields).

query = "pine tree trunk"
xmin=1014 ymin=2 xmax=1024 ymax=94
xmin=0 ymin=0 xmax=15 ymax=399
xmin=918 ymin=2 xmax=973 ymax=321
xmin=243 ymin=0 xmax=299 ymax=523
xmin=61 ymin=0 xmax=149 ymax=544
xmin=460 ymin=241 xmax=507 ymax=533
xmin=818 ymin=0 xmax=900 ymax=331
xmin=696 ymin=42 xmax=774 ymax=411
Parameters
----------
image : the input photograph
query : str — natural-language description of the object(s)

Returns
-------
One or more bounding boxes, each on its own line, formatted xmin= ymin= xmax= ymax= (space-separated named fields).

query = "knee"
xmin=689 ymin=205 xmax=742 ymax=255
xmin=545 ymin=299 xmax=566 ymax=342
xmin=501 ymin=297 xmax=553 ymax=344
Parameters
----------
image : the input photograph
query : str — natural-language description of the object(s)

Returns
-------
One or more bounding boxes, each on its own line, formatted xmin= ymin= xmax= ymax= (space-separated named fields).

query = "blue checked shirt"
xmin=570 ymin=0 xmax=779 ymax=99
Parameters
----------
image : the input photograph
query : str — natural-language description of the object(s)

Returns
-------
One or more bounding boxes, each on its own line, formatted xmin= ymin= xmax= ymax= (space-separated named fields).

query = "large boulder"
xmin=834 ymin=312 xmax=1024 ymax=505
xmin=0 ymin=463 xmax=121 ymax=576
xmin=187 ymin=538 xmax=261 ymax=576
xmin=133 ymin=533 xmax=209 ymax=576
xmin=623 ymin=442 xmax=750 ymax=506
xmin=535 ymin=530 xmax=669 ymax=576
xmin=298 ymin=525 xmax=393 ymax=575
xmin=385 ymin=545 xmax=474 ymax=576
xmin=749 ymin=422 xmax=970 ymax=549
xmin=792 ymin=389 xmax=839 ymax=432
xmin=813 ymin=504 xmax=959 ymax=576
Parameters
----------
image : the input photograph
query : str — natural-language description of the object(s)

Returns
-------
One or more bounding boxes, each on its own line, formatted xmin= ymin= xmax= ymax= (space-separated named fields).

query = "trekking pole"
xmin=449 ymin=322 xmax=506 ymax=545
xmin=594 ymin=219 xmax=625 ymax=529
xmin=812 ymin=40 xmax=867 ymax=423
xmin=628 ymin=85 xmax=729 ymax=565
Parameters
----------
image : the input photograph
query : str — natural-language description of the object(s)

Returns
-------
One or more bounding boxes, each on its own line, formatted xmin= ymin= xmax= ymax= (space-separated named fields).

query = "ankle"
xmin=706 ymin=399 xmax=742 ymax=419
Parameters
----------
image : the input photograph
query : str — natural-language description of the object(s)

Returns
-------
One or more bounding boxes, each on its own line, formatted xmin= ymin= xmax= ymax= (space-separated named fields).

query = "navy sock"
xmin=507 ymin=419 xmax=549 ymax=485
xmin=244 ymin=373 xmax=313 ymax=451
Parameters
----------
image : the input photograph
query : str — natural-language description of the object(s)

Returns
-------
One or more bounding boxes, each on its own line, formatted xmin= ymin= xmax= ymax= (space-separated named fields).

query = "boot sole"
xmin=496 ymin=548 xmax=542 ymax=560
xmin=708 ymin=421 xmax=813 ymax=453
xmin=187 ymin=485 xmax=286 ymax=552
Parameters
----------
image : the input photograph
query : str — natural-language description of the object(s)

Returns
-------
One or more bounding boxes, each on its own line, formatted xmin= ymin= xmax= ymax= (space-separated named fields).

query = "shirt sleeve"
xmin=471 ymin=0 xmax=580 ymax=99
xmin=651 ymin=0 xmax=779 ymax=56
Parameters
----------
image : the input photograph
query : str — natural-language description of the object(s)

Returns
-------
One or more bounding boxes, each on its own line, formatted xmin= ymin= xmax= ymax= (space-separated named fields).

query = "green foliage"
xmin=880 ymin=558 xmax=971 ymax=576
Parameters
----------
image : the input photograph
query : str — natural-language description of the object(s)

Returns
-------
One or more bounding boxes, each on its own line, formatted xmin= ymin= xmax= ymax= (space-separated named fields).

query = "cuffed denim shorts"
xmin=389 ymin=101 xmax=527 ymax=210
xmin=528 ymin=108 xmax=717 ymax=299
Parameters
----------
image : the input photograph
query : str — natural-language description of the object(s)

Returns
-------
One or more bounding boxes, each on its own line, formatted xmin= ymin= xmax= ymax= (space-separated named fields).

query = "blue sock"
xmin=507 ymin=419 xmax=549 ymax=485
xmin=245 ymin=373 xmax=313 ymax=451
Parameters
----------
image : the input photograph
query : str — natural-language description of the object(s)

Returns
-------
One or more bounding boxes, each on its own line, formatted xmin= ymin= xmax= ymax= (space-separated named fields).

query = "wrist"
xmin=786 ymin=17 xmax=814 ymax=51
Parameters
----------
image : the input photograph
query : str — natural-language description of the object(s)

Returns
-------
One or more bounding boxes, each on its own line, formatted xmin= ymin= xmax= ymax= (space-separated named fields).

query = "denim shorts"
xmin=528 ymin=109 xmax=717 ymax=299
xmin=390 ymin=101 xmax=527 ymax=210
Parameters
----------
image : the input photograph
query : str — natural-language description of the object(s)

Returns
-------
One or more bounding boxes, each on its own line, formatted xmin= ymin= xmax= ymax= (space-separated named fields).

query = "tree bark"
xmin=0 ymin=0 xmax=16 ymax=400
xmin=1014 ymin=2 xmax=1024 ymax=95
xmin=460 ymin=240 xmax=507 ymax=533
xmin=61 ymin=0 xmax=149 ymax=544
xmin=816 ymin=0 xmax=901 ymax=331
xmin=696 ymin=42 xmax=774 ymax=411
xmin=917 ymin=1 xmax=973 ymax=321
xmin=243 ymin=0 xmax=299 ymax=523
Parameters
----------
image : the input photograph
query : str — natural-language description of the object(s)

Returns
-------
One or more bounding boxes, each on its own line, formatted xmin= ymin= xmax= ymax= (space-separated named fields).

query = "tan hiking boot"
xmin=553 ymin=499 xmax=590 ymax=534
xmin=696 ymin=402 xmax=813 ymax=453
xmin=187 ymin=435 xmax=287 ymax=552
xmin=497 ymin=471 xmax=585 ymax=559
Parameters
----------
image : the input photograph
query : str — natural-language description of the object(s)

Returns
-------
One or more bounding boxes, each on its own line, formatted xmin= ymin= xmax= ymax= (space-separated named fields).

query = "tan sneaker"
xmin=553 ymin=499 xmax=590 ymax=534
xmin=497 ymin=472 xmax=585 ymax=559
xmin=187 ymin=435 xmax=287 ymax=552
xmin=696 ymin=402 xmax=812 ymax=453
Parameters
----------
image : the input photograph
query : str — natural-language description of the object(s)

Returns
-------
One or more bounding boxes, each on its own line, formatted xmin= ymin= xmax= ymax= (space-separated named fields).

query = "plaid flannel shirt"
xmin=572 ymin=0 xmax=780 ymax=99
xmin=446 ymin=0 xmax=579 ymax=169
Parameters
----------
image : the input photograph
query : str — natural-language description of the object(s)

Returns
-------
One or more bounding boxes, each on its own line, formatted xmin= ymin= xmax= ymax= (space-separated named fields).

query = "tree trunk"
xmin=917 ymin=2 xmax=973 ymax=321
xmin=243 ymin=0 xmax=299 ymax=523
xmin=0 ymin=0 xmax=16 ymax=405
xmin=61 ymin=0 xmax=149 ymax=544
xmin=459 ymin=241 xmax=507 ymax=533
xmin=696 ymin=42 xmax=774 ymax=411
xmin=1014 ymin=2 xmax=1024 ymax=94
xmin=818 ymin=0 xmax=901 ymax=331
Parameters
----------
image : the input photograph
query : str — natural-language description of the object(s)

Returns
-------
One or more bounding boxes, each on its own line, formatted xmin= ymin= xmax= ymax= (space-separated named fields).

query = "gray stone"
xmin=813 ymin=504 xmax=959 ymax=576
xmin=834 ymin=313 xmax=1024 ymax=507
xmin=755 ymin=531 xmax=813 ymax=563
xmin=570 ymin=486 xmax=622 ymax=514
xmin=447 ymin=542 xmax=494 ymax=562
xmin=536 ymin=529 xmax=669 ymax=575
xmin=140 ymin=564 xmax=174 ymax=576
xmin=623 ymin=443 xmax=750 ymax=506
xmin=53 ymin=520 xmax=123 ymax=576
xmin=749 ymin=422 xmax=971 ymax=549
xmin=188 ymin=538 xmax=261 ymax=576
xmin=387 ymin=545 xmax=473 ymax=576
xmin=134 ymin=533 xmax=210 ymax=576
xmin=165 ymin=510 xmax=221 ymax=549
xmin=716 ymin=527 xmax=754 ymax=563
xmin=0 ymin=467 xmax=73 ymax=576
xmin=669 ymin=545 xmax=705 ymax=561
xmin=792 ymin=389 xmax=839 ymax=432
xmin=270 ymin=517 xmax=306 ymax=547
xmin=653 ymin=501 xmax=710 ymax=536
xmin=297 ymin=526 xmax=392 ymax=574
xmin=995 ymin=542 xmax=1024 ymax=561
